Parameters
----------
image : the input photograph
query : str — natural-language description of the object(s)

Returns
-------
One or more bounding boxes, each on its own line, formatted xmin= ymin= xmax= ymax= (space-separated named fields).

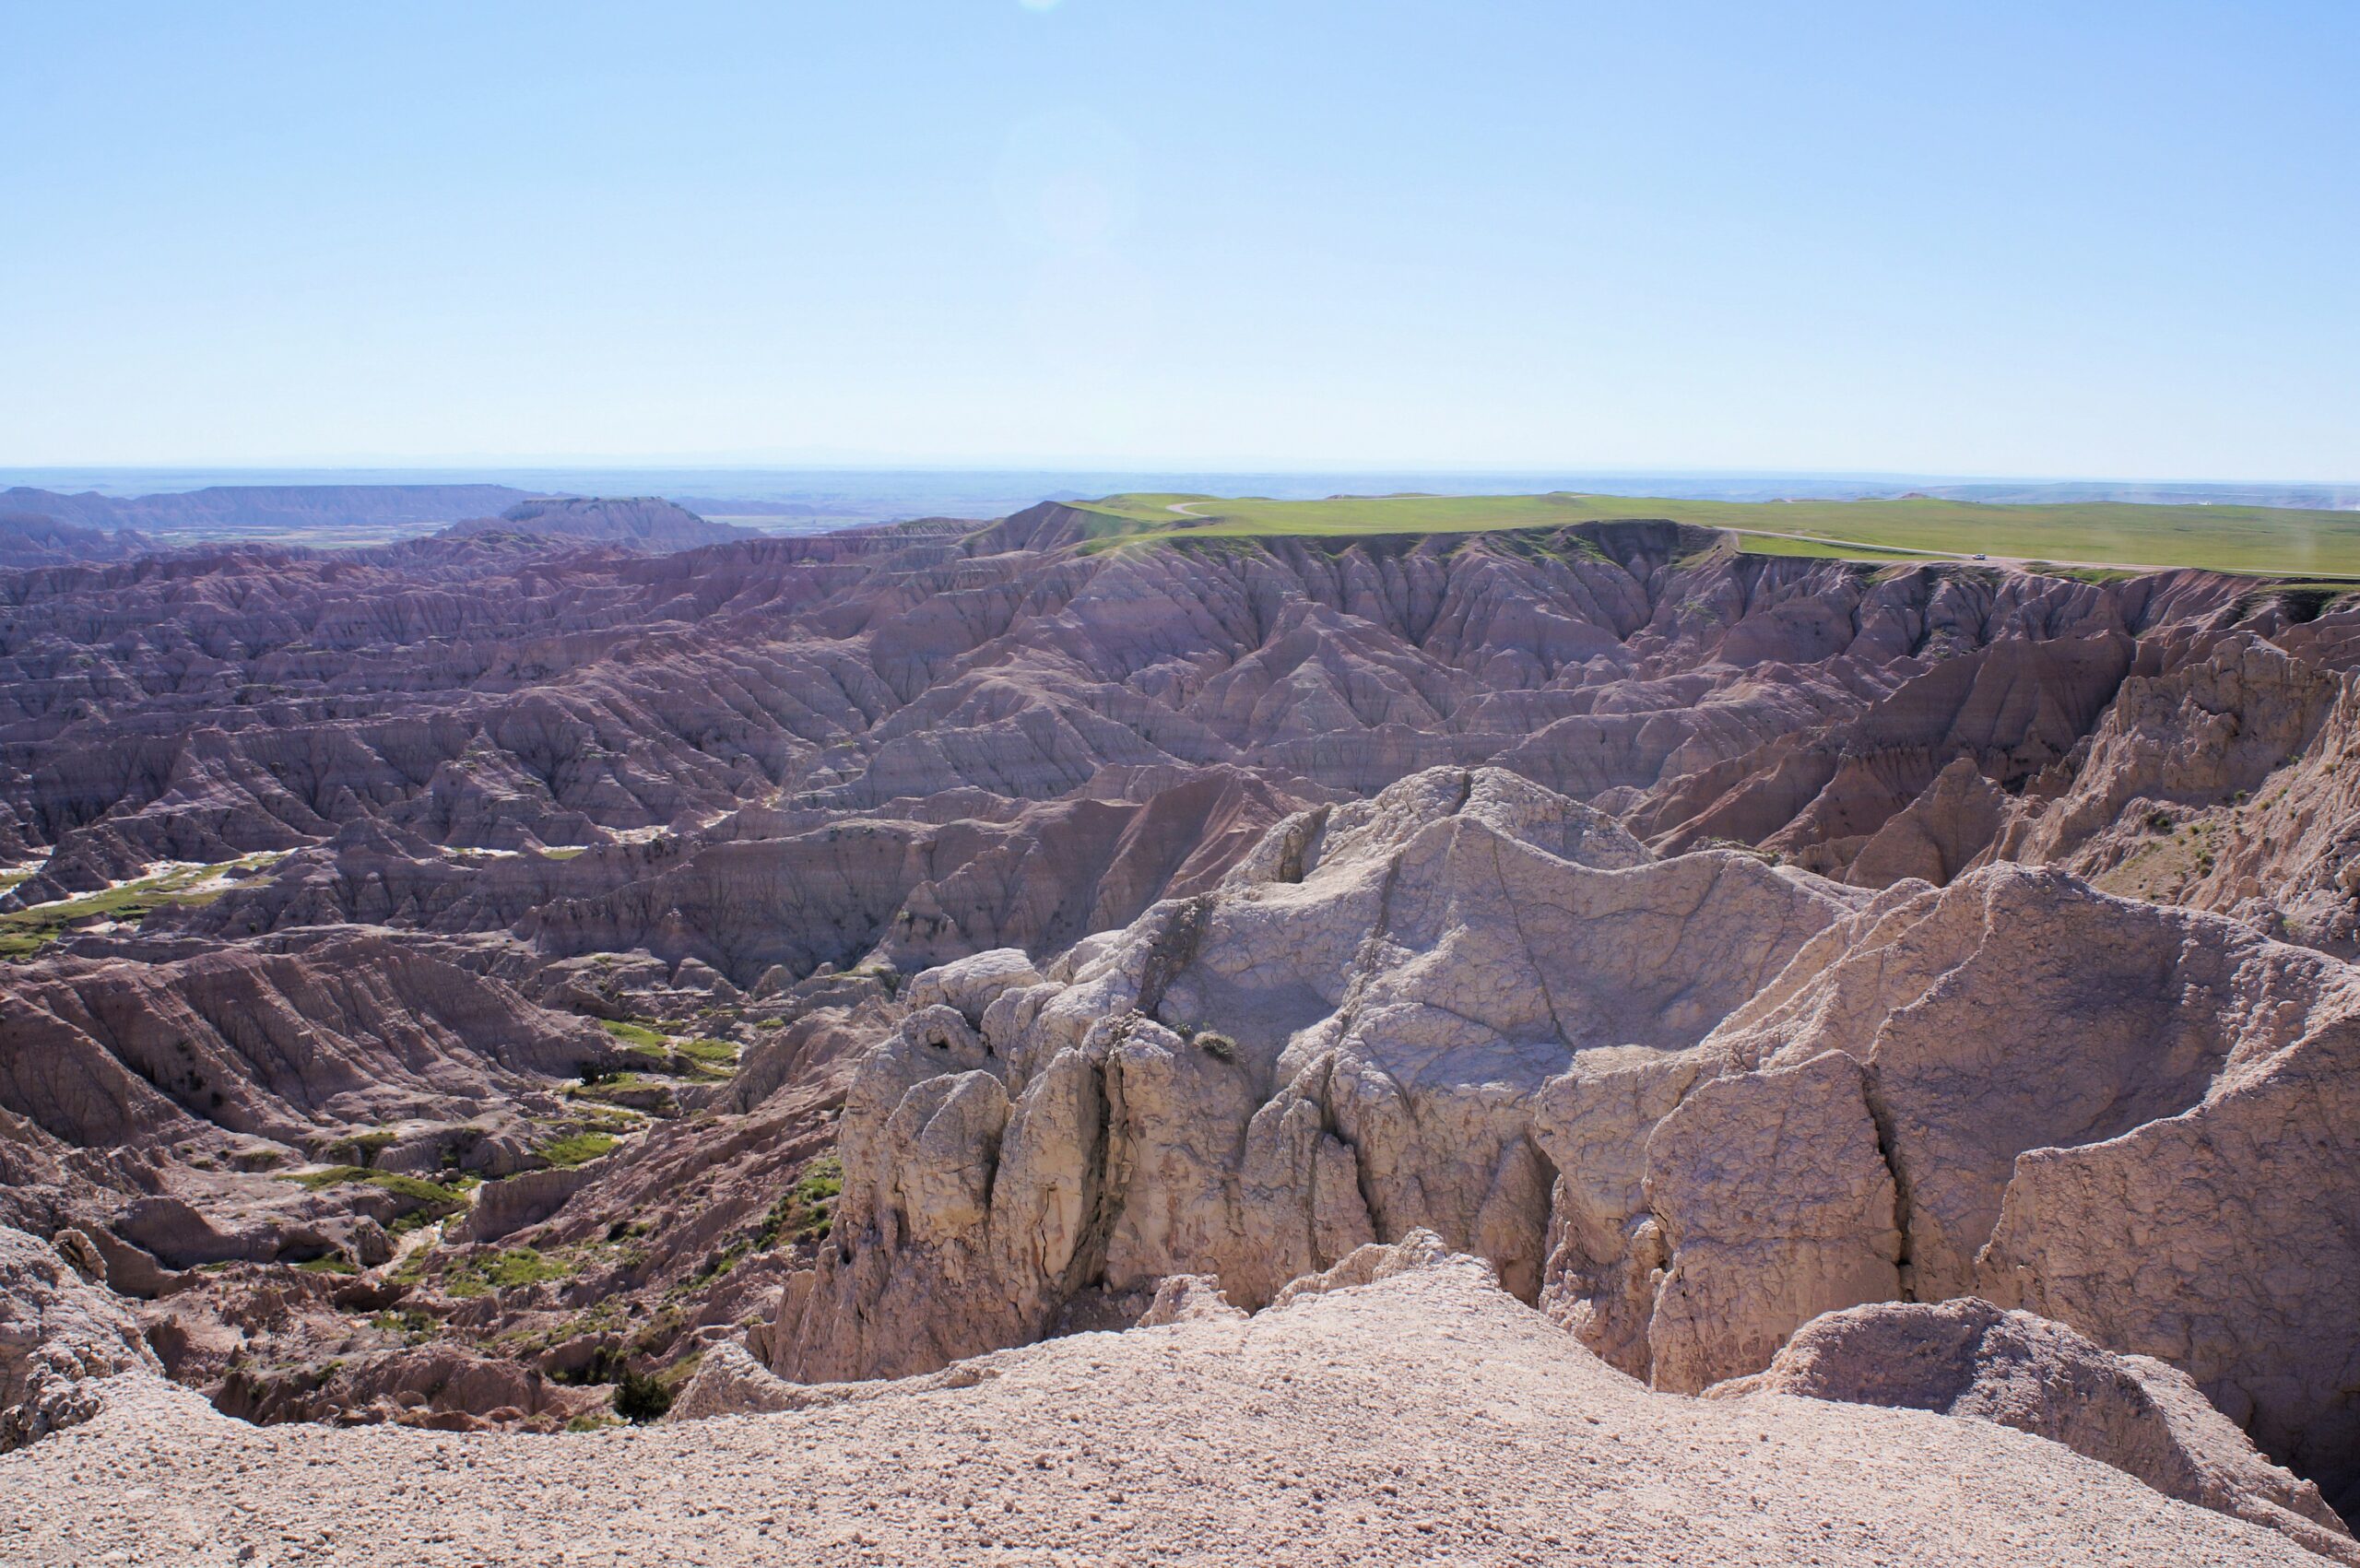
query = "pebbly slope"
xmin=0 ymin=1239 xmax=2335 ymax=1568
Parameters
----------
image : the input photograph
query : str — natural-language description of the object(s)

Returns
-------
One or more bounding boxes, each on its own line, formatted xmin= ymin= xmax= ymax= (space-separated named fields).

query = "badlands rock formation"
xmin=771 ymin=767 xmax=1863 ymax=1380
xmin=0 ymin=507 xmax=2297 ymax=889
xmin=0 ymin=933 xmax=604 ymax=1156
xmin=773 ymin=764 xmax=2360 ymax=1527
xmin=1696 ymin=863 xmax=2360 ymax=1503
xmin=7 ymin=499 xmax=2360 ymax=1554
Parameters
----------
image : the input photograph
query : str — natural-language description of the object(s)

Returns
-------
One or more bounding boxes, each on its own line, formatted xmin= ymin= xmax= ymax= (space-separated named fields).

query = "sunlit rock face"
xmin=786 ymin=769 xmax=2360 ymax=1524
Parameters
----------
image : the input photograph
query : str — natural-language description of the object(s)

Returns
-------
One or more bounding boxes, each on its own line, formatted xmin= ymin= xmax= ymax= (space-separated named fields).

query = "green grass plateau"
xmin=1069 ymin=492 xmax=2360 ymax=578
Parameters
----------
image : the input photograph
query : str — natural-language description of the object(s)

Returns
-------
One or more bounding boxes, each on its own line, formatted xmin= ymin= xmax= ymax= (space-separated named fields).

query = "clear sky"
xmin=3 ymin=1 xmax=2353 ymax=478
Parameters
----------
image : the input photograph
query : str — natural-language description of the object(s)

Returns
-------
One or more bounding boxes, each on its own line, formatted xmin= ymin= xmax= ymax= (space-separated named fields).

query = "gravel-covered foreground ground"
xmin=3 ymin=1259 xmax=2322 ymax=1568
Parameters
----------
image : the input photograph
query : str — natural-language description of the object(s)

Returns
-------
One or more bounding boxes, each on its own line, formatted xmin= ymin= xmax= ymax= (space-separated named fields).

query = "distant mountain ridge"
xmin=0 ymin=485 xmax=755 ymax=558
xmin=1922 ymin=480 xmax=2360 ymax=509
xmin=0 ymin=483 xmax=544 ymax=536
xmin=441 ymin=496 xmax=759 ymax=551
xmin=0 ymin=512 xmax=160 ymax=567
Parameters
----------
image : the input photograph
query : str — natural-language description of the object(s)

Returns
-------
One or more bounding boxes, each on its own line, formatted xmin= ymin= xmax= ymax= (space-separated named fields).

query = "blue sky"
xmin=2 ymin=1 xmax=2353 ymax=477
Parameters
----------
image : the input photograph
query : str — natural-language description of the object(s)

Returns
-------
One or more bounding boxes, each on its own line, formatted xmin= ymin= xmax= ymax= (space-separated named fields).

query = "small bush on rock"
xmin=1194 ymin=1032 xmax=1238 ymax=1063
xmin=613 ymin=1370 xmax=674 ymax=1424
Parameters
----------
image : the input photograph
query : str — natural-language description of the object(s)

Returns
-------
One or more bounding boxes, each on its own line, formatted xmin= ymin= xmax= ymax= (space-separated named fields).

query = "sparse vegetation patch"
xmin=0 ymin=853 xmax=289 ymax=960
xmin=754 ymin=1153 xmax=844 ymax=1252
xmin=537 ymin=1131 xmax=620 ymax=1167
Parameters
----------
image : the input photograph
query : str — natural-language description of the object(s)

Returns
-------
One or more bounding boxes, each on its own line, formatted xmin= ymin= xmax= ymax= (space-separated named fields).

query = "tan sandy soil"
xmin=1 ymin=1260 xmax=2320 ymax=1568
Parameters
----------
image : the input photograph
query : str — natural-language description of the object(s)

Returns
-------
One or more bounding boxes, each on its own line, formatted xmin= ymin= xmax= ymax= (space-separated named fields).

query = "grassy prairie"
xmin=1070 ymin=492 xmax=2360 ymax=577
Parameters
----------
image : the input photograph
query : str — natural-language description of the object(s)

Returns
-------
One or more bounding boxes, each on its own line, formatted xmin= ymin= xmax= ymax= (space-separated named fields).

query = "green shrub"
xmin=485 ymin=1246 xmax=572 ymax=1289
xmin=371 ymin=1308 xmax=438 ymax=1343
xmin=613 ymin=1370 xmax=674 ymax=1423
xmin=793 ymin=1154 xmax=844 ymax=1208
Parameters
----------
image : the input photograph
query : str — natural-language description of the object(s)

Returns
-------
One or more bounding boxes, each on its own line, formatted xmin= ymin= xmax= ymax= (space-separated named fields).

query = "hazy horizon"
xmin=5 ymin=460 xmax=2360 ymax=495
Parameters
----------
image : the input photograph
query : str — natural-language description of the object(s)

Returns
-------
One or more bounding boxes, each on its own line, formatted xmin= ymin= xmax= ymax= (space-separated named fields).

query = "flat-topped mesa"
xmin=2 ymin=482 xmax=539 ymax=531
xmin=0 ymin=511 xmax=161 ymax=567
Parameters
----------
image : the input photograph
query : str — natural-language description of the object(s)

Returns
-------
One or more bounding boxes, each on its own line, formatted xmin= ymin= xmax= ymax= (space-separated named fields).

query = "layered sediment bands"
xmin=13 ymin=501 xmax=2360 ymax=1517
xmin=162 ymin=765 xmax=1304 ymax=985
xmin=0 ymin=932 xmax=610 ymax=1280
xmin=514 ymin=767 xmax=1306 ymax=984
xmin=1644 ymin=630 xmax=2135 ymax=867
